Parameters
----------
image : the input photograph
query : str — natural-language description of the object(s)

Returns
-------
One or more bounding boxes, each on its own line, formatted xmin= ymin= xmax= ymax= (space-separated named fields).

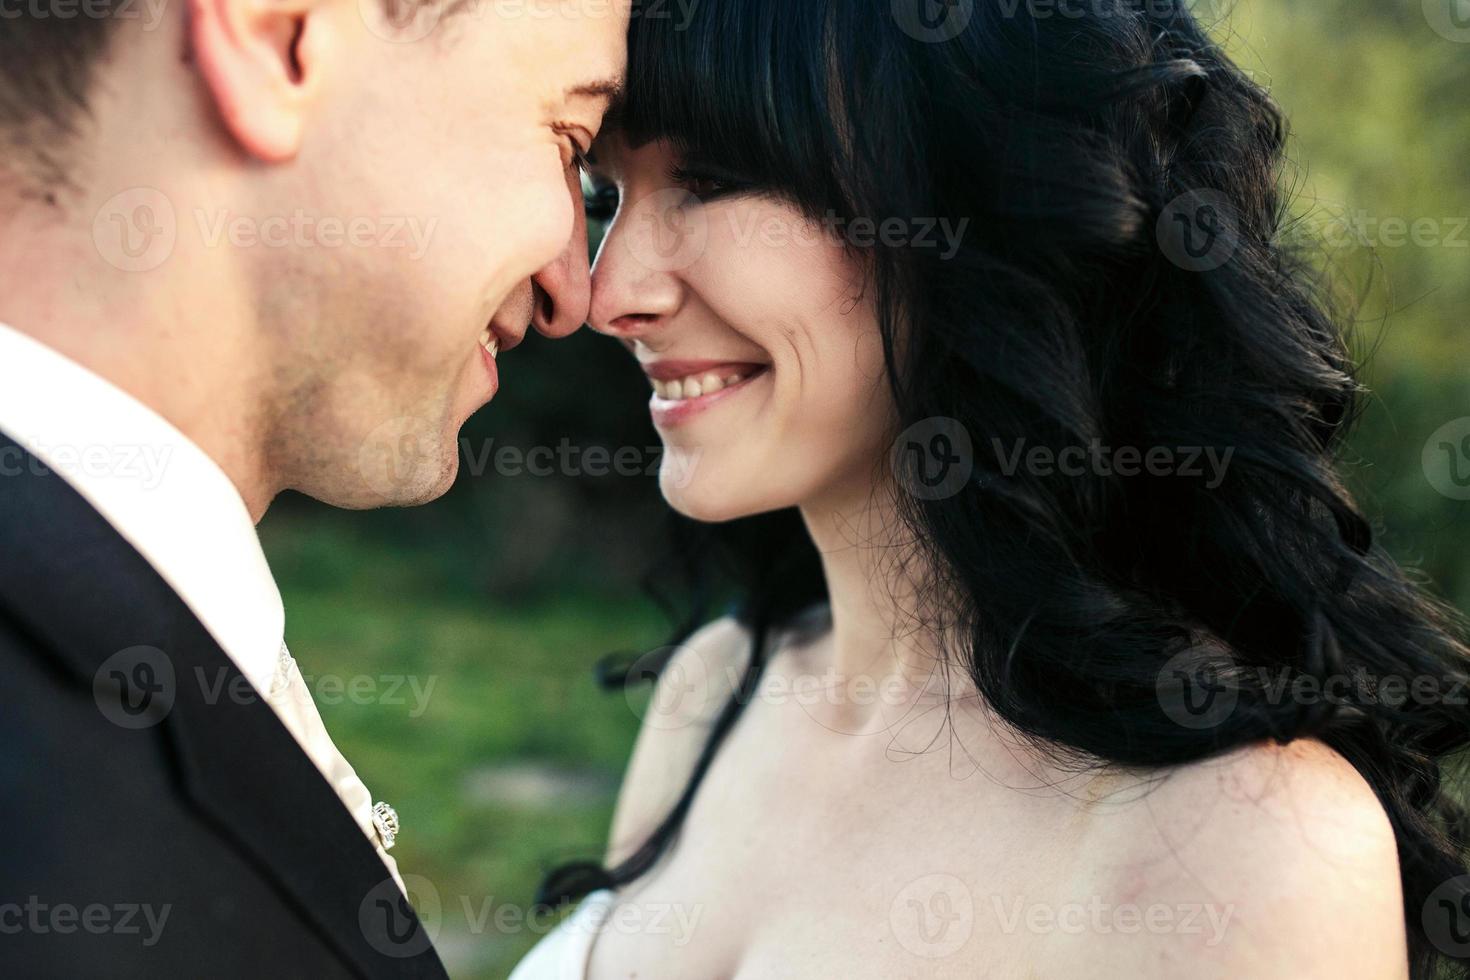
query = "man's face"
xmin=263 ymin=0 xmax=627 ymax=507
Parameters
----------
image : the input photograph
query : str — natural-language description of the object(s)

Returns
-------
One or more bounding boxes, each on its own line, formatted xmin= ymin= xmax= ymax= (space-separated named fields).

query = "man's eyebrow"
xmin=567 ymin=78 xmax=625 ymax=104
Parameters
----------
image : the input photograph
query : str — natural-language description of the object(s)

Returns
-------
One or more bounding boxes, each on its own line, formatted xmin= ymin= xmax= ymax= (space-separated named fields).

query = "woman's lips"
xmin=643 ymin=360 xmax=769 ymax=427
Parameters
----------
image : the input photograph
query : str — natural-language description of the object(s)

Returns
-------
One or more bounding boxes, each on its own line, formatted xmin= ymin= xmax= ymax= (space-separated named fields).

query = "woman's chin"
xmin=661 ymin=484 xmax=748 ymax=524
xmin=660 ymin=471 xmax=783 ymax=525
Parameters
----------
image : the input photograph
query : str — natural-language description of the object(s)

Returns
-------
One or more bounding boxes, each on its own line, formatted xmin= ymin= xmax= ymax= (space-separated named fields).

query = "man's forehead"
xmin=536 ymin=1 xmax=628 ymax=94
xmin=507 ymin=0 xmax=632 ymax=30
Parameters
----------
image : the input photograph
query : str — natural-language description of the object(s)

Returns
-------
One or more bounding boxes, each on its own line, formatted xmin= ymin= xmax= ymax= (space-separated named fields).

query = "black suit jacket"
xmin=0 ymin=434 xmax=449 ymax=979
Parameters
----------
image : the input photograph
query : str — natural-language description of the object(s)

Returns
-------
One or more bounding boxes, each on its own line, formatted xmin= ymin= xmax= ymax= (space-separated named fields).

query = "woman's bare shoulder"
xmin=1049 ymin=739 xmax=1407 ymax=978
xmin=603 ymin=616 xmax=755 ymax=866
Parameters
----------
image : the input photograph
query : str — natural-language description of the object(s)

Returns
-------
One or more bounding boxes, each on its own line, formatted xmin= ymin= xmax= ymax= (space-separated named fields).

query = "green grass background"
xmin=261 ymin=510 xmax=662 ymax=977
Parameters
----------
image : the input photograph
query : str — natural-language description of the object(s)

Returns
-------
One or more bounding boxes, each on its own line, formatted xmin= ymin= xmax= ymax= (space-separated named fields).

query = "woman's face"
xmin=588 ymin=137 xmax=898 ymax=522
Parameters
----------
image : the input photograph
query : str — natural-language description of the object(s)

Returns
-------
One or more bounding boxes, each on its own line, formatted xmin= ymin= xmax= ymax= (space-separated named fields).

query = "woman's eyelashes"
xmin=665 ymin=164 xmax=750 ymax=202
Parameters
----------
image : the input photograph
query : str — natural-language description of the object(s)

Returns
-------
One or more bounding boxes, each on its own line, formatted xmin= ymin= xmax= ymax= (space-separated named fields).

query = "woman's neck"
xmin=796 ymin=482 xmax=1065 ymax=787
xmin=798 ymin=480 xmax=968 ymax=726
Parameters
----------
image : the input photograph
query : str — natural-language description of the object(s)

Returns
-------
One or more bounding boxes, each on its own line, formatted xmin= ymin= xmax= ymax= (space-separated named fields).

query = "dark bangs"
xmin=619 ymin=0 xmax=890 ymax=221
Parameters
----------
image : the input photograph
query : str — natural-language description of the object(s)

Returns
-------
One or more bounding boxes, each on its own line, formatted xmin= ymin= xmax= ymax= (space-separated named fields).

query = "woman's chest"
xmin=586 ymin=723 xmax=1099 ymax=978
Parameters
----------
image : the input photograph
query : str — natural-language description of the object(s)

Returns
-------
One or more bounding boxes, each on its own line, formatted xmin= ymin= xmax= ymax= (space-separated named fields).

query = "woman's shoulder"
xmin=602 ymin=615 xmax=758 ymax=867
xmin=1113 ymin=738 xmax=1400 ymax=887
xmin=1063 ymin=738 xmax=1406 ymax=977
xmin=1129 ymin=738 xmax=1395 ymax=840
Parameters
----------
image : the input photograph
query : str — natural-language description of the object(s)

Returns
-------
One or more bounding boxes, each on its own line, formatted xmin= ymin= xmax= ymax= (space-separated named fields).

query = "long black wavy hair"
xmin=543 ymin=2 xmax=1470 ymax=975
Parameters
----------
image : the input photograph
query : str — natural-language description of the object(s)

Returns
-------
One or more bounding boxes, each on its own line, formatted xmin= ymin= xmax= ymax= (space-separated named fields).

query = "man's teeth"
xmin=479 ymin=327 xmax=499 ymax=359
xmin=651 ymin=369 xmax=753 ymax=401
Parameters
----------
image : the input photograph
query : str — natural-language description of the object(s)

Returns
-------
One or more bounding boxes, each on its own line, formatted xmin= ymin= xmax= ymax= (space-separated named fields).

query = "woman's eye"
xmin=683 ymin=175 xmax=730 ymax=200
xmin=666 ymin=165 xmax=745 ymax=202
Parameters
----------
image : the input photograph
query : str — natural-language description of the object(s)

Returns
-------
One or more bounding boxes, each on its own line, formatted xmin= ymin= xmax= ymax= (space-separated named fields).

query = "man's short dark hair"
xmin=1 ymin=13 xmax=118 ymax=190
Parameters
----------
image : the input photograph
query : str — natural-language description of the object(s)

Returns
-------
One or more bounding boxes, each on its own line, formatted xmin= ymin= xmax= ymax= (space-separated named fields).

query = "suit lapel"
xmin=0 ymin=434 xmax=447 ymax=979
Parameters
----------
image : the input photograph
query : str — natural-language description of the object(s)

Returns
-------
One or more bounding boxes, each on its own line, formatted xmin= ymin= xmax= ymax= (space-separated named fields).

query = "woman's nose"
xmin=588 ymin=193 xmax=693 ymax=339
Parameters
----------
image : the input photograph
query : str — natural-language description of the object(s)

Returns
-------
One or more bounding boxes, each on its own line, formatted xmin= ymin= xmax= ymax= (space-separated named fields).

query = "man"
xmin=0 ymin=0 xmax=627 ymax=975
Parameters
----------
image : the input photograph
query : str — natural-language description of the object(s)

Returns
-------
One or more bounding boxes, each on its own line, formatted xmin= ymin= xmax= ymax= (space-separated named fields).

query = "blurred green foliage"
xmin=258 ymin=2 xmax=1470 ymax=975
xmin=261 ymin=509 xmax=663 ymax=978
xmin=1222 ymin=0 xmax=1470 ymax=607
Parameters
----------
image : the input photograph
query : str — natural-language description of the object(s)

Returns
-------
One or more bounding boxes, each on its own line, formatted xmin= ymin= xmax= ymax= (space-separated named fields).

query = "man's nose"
xmin=531 ymin=168 xmax=593 ymax=339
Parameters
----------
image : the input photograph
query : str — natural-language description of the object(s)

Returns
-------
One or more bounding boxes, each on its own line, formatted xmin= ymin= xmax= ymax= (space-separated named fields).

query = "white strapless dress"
xmin=508 ymin=890 xmax=617 ymax=980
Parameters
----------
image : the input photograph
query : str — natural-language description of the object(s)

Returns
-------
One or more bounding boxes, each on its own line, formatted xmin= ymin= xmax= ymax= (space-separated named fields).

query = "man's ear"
xmin=188 ymin=0 xmax=335 ymax=162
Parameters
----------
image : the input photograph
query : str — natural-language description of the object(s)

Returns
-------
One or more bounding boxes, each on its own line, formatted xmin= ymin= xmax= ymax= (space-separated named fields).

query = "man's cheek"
xmin=519 ymin=169 xmax=577 ymax=258
xmin=486 ymin=186 xmax=575 ymax=299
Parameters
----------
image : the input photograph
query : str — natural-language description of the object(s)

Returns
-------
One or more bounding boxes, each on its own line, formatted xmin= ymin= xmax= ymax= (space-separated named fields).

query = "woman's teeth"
xmin=651 ymin=369 xmax=754 ymax=401
xmin=479 ymin=327 xmax=499 ymax=359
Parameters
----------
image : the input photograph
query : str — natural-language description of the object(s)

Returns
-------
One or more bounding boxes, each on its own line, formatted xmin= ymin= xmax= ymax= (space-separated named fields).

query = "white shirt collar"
xmin=0 ymin=321 xmax=285 ymax=695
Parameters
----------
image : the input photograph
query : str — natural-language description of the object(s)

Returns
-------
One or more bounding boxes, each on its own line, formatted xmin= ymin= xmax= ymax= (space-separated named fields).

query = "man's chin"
xmin=325 ymin=417 xmax=464 ymax=509
xmin=361 ymin=451 xmax=458 ymax=509
xmin=298 ymin=459 xmax=457 ymax=510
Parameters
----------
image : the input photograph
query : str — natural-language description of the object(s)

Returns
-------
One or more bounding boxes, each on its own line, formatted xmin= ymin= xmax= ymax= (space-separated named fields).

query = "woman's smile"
xmin=641 ymin=359 xmax=770 ymax=427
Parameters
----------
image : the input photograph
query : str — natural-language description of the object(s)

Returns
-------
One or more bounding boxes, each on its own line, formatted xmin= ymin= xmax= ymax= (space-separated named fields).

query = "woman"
xmin=513 ymin=1 xmax=1470 ymax=976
